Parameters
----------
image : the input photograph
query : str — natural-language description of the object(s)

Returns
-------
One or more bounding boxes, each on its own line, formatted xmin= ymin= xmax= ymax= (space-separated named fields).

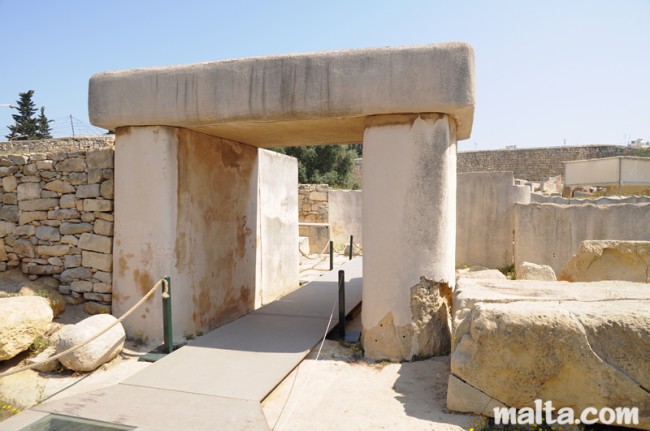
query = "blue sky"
xmin=1 ymin=0 xmax=648 ymax=150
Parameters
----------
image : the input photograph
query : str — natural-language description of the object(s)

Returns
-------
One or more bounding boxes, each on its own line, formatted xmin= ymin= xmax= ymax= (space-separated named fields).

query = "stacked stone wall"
xmin=298 ymin=184 xmax=329 ymax=222
xmin=458 ymin=145 xmax=639 ymax=181
xmin=0 ymin=136 xmax=115 ymax=314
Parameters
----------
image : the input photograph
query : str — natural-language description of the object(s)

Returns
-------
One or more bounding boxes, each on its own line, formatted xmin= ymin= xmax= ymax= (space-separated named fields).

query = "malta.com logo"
xmin=494 ymin=400 xmax=639 ymax=426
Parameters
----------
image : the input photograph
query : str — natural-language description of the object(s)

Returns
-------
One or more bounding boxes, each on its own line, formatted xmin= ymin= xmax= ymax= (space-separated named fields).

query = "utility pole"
xmin=69 ymin=115 xmax=75 ymax=137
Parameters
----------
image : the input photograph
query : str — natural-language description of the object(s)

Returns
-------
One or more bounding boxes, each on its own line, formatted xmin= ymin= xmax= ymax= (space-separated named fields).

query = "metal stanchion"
xmin=162 ymin=276 xmax=173 ymax=354
xmin=329 ymin=240 xmax=334 ymax=270
xmin=338 ymin=270 xmax=345 ymax=341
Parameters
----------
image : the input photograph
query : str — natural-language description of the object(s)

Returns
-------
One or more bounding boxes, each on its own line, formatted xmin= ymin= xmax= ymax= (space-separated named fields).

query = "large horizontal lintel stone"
xmin=89 ymin=43 xmax=475 ymax=145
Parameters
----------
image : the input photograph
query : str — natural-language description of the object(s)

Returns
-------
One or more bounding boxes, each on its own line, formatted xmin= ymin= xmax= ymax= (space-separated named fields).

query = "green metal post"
xmin=349 ymin=235 xmax=353 ymax=260
xmin=162 ymin=276 xmax=173 ymax=354
xmin=329 ymin=241 xmax=334 ymax=271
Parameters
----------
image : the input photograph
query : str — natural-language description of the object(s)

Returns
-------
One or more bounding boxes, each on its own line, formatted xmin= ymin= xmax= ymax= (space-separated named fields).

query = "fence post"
xmin=349 ymin=235 xmax=354 ymax=260
xmin=329 ymin=240 xmax=334 ymax=270
xmin=162 ymin=276 xmax=173 ymax=354
xmin=338 ymin=270 xmax=345 ymax=341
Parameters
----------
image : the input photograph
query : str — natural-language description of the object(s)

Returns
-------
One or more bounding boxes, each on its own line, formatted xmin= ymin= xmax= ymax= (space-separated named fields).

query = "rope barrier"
xmin=0 ymin=278 xmax=169 ymax=379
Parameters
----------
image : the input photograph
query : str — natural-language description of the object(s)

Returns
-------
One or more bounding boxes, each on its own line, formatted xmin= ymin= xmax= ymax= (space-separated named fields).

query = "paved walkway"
xmin=2 ymin=257 xmax=362 ymax=431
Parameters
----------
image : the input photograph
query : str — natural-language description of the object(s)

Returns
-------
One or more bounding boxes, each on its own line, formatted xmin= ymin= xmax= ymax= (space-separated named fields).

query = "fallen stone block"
xmin=559 ymin=240 xmax=650 ymax=283
xmin=57 ymin=314 xmax=125 ymax=372
xmin=0 ymin=296 xmax=53 ymax=361
xmin=516 ymin=261 xmax=556 ymax=280
xmin=448 ymin=278 xmax=650 ymax=430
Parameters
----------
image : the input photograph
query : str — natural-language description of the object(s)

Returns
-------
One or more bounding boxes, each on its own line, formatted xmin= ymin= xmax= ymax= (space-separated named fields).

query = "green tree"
xmin=273 ymin=144 xmax=360 ymax=189
xmin=35 ymin=107 xmax=53 ymax=139
xmin=5 ymin=90 xmax=53 ymax=141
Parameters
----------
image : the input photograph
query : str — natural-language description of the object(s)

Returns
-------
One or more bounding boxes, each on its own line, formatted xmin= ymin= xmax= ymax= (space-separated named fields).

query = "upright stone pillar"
xmin=362 ymin=114 xmax=457 ymax=361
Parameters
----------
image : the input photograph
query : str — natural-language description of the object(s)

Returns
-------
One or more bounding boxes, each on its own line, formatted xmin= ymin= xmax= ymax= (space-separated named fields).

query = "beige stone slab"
xmin=123 ymin=313 xmax=335 ymax=401
xmin=28 ymin=384 xmax=269 ymax=431
xmin=89 ymin=43 xmax=475 ymax=145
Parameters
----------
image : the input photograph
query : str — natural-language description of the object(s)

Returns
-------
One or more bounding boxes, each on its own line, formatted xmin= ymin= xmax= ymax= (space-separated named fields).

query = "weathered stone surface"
xmin=86 ymin=149 xmax=114 ymax=169
xmin=28 ymin=264 xmax=63 ymax=275
xmin=83 ymin=301 xmax=111 ymax=315
xmin=84 ymin=292 xmax=111 ymax=302
xmin=363 ymin=277 xmax=452 ymax=362
xmin=100 ymin=179 xmax=114 ymax=199
xmin=68 ymin=172 xmax=87 ymax=184
xmin=35 ymin=225 xmax=61 ymax=241
xmin=559 ymin=240 xmax=650 ymax=283
xmin=88 ymin=168 xmax=103 ymax=184
xmin=0 ymin=205 xmax=20 ymax=223
xmin=61 ymin=235 xmax=79 ymax=246
xmin=60 ymin=222 xmax=93 ymax=235
xmin=57 ymin=314 xmax=125 ymax=371
xmin=16 ymin=182 xmax=41 ymax=200
xmin=448 ymin=278 xmax=650 ymax=429
xmin=94 ymin=219 xmax=113 ymax=236
xmin=56 ymin=157 xmax=86 ymax=172
xmin=7 ymin=155 xmax=27 ymax=165
xmin=19 ymin=211 xmax=47 ymax=225
xmin=63 ymin=254 xmax=82 ymax=268
xmin=44 ymin=179 xmax=75 ymax=194
xmin=13 ymin=239 xmax=35 ymax=258
xmin=0 ymin=220 xmax=16 ymax=237
xmin=456 ymin=267 xmax=507 ymax=281
xmin=18 ymin=198 xmax=59 ymax=211
xmin=60 ymin=266 xmax=93 ymax=283
xmin=47 ymin=208 xmax=81 ymax=220
xmin=93 ymin=271 xmax=112 ymax=284
xmin=35 ymin=160 xmax=54 ymax=170
xmin=83 ymin=199 xmax=112 ymax=212
xmin=59 ymin=193 xmax=77 ymax=208
xmin=27 ymin=345 xmax=60 ymax=372
xmin=70 ymin=280 xmax=93 ymax=293
xmin=36 ymin=244 xmax=70 ymax=257
xmin=1 ymin=175 xmax=17 ymax=192
xmin=516 ymin=261 xmax=556 ymax=280
xmin=2 ymin=193 xmax=17 ymax=205
xmin=78 ymin=233 xmax=112 ymax=254
xmin=23 ymin=163 xmax=38 ymax=176
xmin=0 ymin=296 xmax=53 ymax=360
xmin=89 ymin=43 xmax=476 ymax=144
xmin=19 ymin=285 xmax=66 ymax=317
xmin=82 ymin=251 xmax=112 ymax=272
xmin=76 ymin=184 xmax=100 ymax=198
xmin=93 ymin=282 xmax=112 ymax=293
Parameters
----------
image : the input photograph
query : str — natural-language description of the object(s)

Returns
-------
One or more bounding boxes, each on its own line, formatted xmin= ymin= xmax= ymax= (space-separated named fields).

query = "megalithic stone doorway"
xmin=88 ymin=43 xmax=475 ymax=361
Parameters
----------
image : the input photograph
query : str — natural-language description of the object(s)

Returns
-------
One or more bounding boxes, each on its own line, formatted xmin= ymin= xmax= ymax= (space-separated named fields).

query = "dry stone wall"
xmin=458 ymin=145 xmax=639 ymax=181
xmin=0 ymin=136 xmax=115 ymax=314
xmin=298 ymin=184 xmax=329 ymax=222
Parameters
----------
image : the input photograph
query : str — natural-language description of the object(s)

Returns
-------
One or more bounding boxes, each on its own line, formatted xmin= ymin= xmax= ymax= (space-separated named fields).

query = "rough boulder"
xmin=0 ymin=296 xmax=53 ymax=361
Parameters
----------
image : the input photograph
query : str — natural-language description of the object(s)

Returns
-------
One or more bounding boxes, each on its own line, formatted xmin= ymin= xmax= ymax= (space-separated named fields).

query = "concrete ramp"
xmin=3 ymin=258 xmax=362 ymax=431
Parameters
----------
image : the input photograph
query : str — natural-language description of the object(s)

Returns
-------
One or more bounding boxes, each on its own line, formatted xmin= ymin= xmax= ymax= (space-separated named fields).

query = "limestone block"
xmin=22 ymin=163 xmax=38 ymax=176
xmin=448 ymin=278 xmax=650 ymax=429
xmin=48 ymin=209 xmax=80 ymax=220
xmin=18 ymin=198 xmax=59 ymax=211
xmin=93 ymin=271 xmax=112 ymax=284
xmin=516 ymin=261 xmax=556 ymax=280
xmin=94 ymin=219 xmax=114 ymax=236
xmin=13 ymin=224 xmax=35 ymax=236
xmin=60 ymin=266 xmax=93 ymax=283
xmin=57 ymin=314 xmax=125 ymax=372
xmin=44 ymin=179 xmax=75 ymax=194
xmin=70 ymin=280 xmax=93 ymax=293
xmin=83 ymin=199 xmax=112 ymax=212
xmin=17 ymin=182 xmax=41 ymax=200
xmin=100 ymin=179 xmax=114 ymax=199
xmin=2 ymin=193 xmax=17 ymax=205
xmin=21 ymin=175 xmax=40 ymax=183
xmin=28 ymin=265 xmax=63 ymax=276
xmin=41 ymin=190 xmax=59 ymax=199
xmin=63 ymin=254 xmax=82 ymax=268
xmin=56 ymin=157 xmax=86 ymax=173
xmin=29 ymin=154 xmax=47 ymax=162
xmin=36 ymin=245 xmax=70 ymax=257
xmin=59 ymin=194 xmax=77 ymax=208
xmin=84 ymin=292 xmax=111 ymax=302
xmin=0 ymin=296 xmax=53 ymax=360
xmin=76 ymin=184 xmax=100 ymax=198
xmin=83 ymin=301 xmax=111 ymax=315
xmin=60 ymin=222 xmax=93 ymax=235
xmin=7 ymin=155 xmax=27 ymax=166
xmin=86 ymin=149 xmax=114 ymax=169
xmin=0 ymin=205 xmax=19 ymax=223
xmin=102 ymin=169 xmax=114 ymax=180
xmin=78 ymin=233 xmax=112 ymax=254
xmin=27 ymin=346 xmax=60 ymax=372
xmin=95 ymin=212 xmax=113 ymax=221
xmin=19 ymin=211 xmax=47 ymax=225
xmin=82 ymin=251 xmax=112 ymax=272
xmin=456 ymin=268 xmax=506 ymax=281
xmin=93 ymin=282 xmax=112 ymax=293
xmin=89 ymin=43 xmax=476 ymax=145
xmin=35 ymin=160 xmax=54 ymax=170
xmin=48 ymin=256 xmax=63 ymax=266
xmin=35 ymin=225 xmax=61 ymax=241
xmin=88 ymin=168 xmax=103 ymax=184
xmin=81 ymin=213 xmax=95 ymax=222
xmin=2 ymin=175 xmax=17 ymax=192
xmin=0 ymin=221 xmax=16 ymax=237
xmin=19 ymin=285 xmax=66 ymax=317
xmin=40 ymin=171 xmax=57 ymax=179
xmin=13 ymin=239 xmax=35 ymax=258
xmin=67 ymin=172 xmax=87 ymax=184
xmin=559 ymin=240 xmax=650 ymax=283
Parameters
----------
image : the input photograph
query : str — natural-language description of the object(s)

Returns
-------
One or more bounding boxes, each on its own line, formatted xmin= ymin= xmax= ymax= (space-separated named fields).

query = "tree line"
xmin=5 ymin=90 xmax=52 ymax=141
